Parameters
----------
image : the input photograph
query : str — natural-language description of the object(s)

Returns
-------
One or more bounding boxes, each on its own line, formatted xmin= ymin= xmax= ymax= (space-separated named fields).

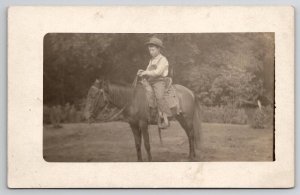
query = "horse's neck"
xmin=108 ymin=83 xmax=134 ymax=108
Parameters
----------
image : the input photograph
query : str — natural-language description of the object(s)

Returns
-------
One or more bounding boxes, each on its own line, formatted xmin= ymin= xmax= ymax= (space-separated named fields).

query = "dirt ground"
xmin=43 ymin=121 xmax=274 ymax=162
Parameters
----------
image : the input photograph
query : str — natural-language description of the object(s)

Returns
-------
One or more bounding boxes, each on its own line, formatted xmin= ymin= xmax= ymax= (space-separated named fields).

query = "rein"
xmin=103 ymin=75 xmax=139 ymax=122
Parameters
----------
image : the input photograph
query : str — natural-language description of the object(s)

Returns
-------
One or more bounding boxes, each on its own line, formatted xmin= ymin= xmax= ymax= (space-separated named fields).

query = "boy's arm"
xmin=137 ymin=60 xmax=151 ymax=76
xmin=145 ymin=60 xmax=151 ymax=71
xmin=144 ymin=58 xmax=168 ymax=77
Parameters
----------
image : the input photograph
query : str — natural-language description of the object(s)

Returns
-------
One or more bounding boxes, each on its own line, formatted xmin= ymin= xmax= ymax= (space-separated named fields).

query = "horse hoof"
xmin=188 ymin=155 xmax=196 ymax=161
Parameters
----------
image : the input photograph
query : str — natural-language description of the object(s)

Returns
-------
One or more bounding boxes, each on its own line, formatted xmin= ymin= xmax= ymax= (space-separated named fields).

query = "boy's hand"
xmin=140 ymin=71 xmax=148 ymax=77
xmin=137 ymin=69 xmax=144 ymax=76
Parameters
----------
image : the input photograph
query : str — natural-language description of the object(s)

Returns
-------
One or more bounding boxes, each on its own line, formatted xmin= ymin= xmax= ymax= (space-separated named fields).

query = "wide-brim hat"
xmin=145 ymin=37 xmax=164 ymax=48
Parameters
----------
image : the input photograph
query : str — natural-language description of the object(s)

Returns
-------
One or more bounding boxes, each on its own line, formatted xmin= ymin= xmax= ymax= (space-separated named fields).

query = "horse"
xmin=84 ymin=79 xmax=202 ymax=162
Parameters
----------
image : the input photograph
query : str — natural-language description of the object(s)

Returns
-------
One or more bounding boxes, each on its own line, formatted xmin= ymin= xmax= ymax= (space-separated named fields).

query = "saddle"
xmin=141 ymin=77 xmax=181 ymax=117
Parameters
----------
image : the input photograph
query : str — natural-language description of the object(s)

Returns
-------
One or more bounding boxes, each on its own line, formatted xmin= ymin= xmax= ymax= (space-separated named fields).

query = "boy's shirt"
xmin=146 ymin=54 xmax=169 ymax=77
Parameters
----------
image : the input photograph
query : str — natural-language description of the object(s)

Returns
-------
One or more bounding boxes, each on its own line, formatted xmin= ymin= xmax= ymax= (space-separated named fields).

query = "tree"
xmin=43 ymin=33 xmax=274 ymax=108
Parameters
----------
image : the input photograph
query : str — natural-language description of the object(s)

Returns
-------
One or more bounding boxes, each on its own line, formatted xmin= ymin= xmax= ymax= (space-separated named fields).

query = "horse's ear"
xmin=93 ymin=79 xmax=102 ymax=88
xmin=102 ymin=79 xmax=109 ymax=91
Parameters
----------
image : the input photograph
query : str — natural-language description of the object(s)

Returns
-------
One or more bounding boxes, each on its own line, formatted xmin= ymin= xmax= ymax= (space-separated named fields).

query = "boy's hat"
xmin=145 ymin=37 xmax=164 ymax=48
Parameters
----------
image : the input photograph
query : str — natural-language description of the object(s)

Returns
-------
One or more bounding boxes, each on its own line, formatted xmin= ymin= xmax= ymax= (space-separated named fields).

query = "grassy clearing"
xmin=43 ymin=121 xmax=274 ymax=162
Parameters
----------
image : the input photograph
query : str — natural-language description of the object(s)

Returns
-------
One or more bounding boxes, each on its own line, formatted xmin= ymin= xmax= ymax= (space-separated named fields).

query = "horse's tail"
xmin=193 ymin=98 xmax=202 ymax=149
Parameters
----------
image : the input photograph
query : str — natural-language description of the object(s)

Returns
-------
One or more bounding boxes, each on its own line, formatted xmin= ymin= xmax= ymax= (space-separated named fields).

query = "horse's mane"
xmin=108 ymin=82 xmax=134 ymax=107
xmin=108 ymin=82 xmax=149 ymax=120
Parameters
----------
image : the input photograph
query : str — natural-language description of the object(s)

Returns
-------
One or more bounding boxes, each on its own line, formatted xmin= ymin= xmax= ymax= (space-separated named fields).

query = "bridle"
xmin=89 ymin=87 xmax=110 ymax=119
xmin=99 ymin=88 xmax=110 ymax=108
xmin=100 ymin=76 xmax=139 ymax=122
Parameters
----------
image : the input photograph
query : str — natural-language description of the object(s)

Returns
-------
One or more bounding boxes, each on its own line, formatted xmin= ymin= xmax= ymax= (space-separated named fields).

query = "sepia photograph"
xmin=43 ymin=33 xmax=275 ymax=162
xmin=7 ymin=6 xmax=294 ymax=188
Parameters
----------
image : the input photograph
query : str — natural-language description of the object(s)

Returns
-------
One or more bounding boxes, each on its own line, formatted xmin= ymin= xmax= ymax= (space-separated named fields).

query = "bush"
xmin=201 ymin=104 xmax=248 ymax=124
xmin=263 ymin=105 xmax=274 ymax=126
xmin=250 ymin=108 xmax=265 ymax=128
xmin=250 ymin=106 xmax=274 ymax=129
xmin=43 ymin=102 xmax=125 ymax=125
xmin=201 ymin=104 xmax=274 ymax=128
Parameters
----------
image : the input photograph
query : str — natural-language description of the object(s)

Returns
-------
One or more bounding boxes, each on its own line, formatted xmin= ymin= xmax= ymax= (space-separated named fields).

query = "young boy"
xmin=138 ymin=37 xmax=171 ymax=129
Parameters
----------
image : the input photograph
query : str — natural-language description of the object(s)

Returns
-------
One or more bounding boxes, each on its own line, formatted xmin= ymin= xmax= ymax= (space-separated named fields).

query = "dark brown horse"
xmin=84 ymin=79 xmax=202 ymax=161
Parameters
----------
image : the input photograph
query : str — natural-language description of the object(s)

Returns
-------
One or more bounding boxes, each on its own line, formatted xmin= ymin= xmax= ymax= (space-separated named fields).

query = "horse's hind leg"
xmin=130 ymin=122 xmax=142 ymax=162
xmin=140 ymin=120 xmax=152 ymax=162
xmin=176 ymin=114 xmax=196 ymax=160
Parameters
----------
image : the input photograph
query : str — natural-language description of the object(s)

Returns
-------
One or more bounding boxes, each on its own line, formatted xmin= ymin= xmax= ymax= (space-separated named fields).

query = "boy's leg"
xmin=141 ymin=79 xmax=157 ymax=123
xmin=152 ymin=81 xmax=170 ymax=128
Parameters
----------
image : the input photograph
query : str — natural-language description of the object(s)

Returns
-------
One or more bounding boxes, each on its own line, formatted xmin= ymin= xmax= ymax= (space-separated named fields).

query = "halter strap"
xmin=103 ymin=77 xmax=138 ymax=122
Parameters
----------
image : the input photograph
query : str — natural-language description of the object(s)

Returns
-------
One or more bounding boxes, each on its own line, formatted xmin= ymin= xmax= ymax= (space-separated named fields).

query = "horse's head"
xmin=84 ymin=79 xmax=109 ymax=122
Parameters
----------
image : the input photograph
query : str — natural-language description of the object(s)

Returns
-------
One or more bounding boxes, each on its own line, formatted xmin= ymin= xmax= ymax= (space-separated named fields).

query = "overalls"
xmin=144 ymin=56 xmax=172 ymax=116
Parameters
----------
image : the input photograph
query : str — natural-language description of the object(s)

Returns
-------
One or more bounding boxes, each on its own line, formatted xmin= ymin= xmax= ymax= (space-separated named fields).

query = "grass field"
xmin=43 ymin=121 xmax=274 ymax=162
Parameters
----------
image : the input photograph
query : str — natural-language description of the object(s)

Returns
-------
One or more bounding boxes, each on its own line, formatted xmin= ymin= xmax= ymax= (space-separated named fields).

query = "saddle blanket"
xmin=141 ymin=78 xmax=181 ymax=116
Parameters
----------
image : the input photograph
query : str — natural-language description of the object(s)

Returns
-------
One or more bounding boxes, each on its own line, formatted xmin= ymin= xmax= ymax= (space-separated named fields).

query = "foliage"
xmin=201 ymin=104 xmax=248 ymax=124
xmin=250 ymin=105 xmax=274 ymax=129
xmin=250 ymin=108 xmax=266 ymax=129
xmin=44 ymin=33 xmax=274 ymax=126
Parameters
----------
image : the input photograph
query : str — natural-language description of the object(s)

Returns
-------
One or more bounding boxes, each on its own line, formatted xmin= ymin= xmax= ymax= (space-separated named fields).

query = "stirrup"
xmin=158 ymin=122 xmax=169 ymax=129
xmin=158 ymin=117 xmax=170 ymax=129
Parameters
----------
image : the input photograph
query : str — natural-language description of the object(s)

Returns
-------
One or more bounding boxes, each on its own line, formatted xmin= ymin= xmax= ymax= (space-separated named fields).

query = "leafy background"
xmin=44 ymin=33 xmax=274 ymax=127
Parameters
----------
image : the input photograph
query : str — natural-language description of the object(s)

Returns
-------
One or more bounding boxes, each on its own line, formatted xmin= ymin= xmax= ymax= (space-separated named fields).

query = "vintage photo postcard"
xmin=7 ymin=6 xmax=294 ymax=188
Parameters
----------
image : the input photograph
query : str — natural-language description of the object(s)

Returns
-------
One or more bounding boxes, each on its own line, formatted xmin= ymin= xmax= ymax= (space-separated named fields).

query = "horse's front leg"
xmin=130 ymin=122 xmax=142 ymax=162
xmin=140 ymin=120 xmax=152 ymax=162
